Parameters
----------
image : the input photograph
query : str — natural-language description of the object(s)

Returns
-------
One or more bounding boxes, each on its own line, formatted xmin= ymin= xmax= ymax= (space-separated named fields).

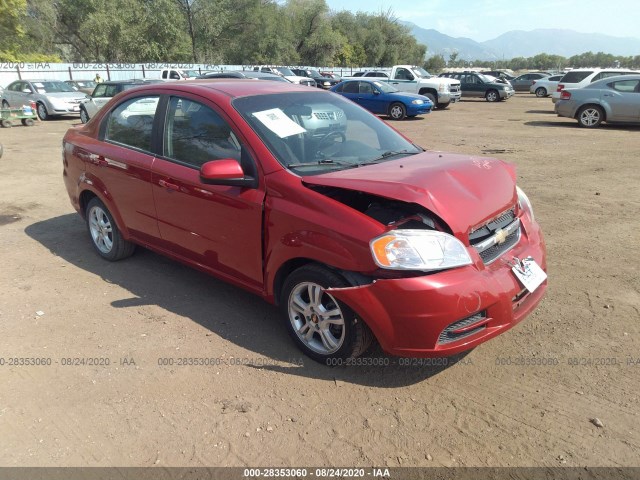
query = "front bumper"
xmin=406 ymin=103 xmax=432 ymax=116
xmin=500 ymin=89 xmax=515 ymax=99
xmin=439 ymin=90 xmax=462 ymax=104
xmin=328 ymin=216 xmax=547 ymax=357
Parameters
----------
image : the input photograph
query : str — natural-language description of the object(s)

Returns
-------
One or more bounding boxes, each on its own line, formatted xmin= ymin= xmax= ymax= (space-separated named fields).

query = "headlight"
xmin=411 ymin=99 xmax=424 ymax=105
xmin=370 ymin=229 xmax=472 ymax=272
xmin=323 ymin=81 xmax=330 ymax=86
xmin=516 ymin=186 xmax=535 ymax=222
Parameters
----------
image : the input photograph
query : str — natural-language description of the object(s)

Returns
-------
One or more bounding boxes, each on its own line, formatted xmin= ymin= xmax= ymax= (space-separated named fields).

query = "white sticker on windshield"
xmin=33 ymin=82 xmax=44 ymax=88
xmin=253 ymin=108 xmax=306 ymax=138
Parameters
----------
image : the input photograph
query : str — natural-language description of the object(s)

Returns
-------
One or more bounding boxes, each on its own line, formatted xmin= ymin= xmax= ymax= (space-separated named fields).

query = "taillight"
xmin=560 ymin=91 xmax=571 ymax=100
xmin=557 ymin=84 xmax=564 ymax=92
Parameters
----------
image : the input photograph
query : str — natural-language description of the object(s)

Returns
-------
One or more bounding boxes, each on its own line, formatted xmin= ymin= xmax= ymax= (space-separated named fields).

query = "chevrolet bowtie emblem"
xmin=495 ymin=228 xmax=507 ymax=244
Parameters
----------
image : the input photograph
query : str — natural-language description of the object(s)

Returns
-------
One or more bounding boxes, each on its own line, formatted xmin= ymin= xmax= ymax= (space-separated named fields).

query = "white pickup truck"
xmin=350 ymin=65 xmax=461 ymax=109
xmin=160 ymin=68 xmax=200 ymax=81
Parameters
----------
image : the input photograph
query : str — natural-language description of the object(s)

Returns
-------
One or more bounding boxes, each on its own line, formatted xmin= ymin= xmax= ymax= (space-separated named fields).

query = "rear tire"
xmin=21 ymin=118 xmax=35 ymax=126
xmin=577 ymin=105 xmax=603 ymax=128
xmin=1 ymin=119 xmax=11 ymax=128
xmin=535 ymin=87 xmax=547 ymax=97
xmin=85 ymin=197 xmax=135 ymax=261
xmin=1 ymin=100 xmax=9 ymax=109
xmin=281 ymin=264 xmax=374 ymax=364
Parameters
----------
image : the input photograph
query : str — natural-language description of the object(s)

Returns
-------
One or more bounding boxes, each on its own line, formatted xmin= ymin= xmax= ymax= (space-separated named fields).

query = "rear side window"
xmin=609 ymin=79 xmax=639 ymax=92
xmin=342 ymin=82 xmax=359 ymax=94
xmin=105 ymin=96 xmax=160 ymax=152
xmin=561 ymin=71 xmax=592 ymax=83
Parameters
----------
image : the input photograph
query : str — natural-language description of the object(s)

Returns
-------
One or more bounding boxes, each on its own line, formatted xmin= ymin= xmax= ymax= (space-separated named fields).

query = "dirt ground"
xmin=0 ymin=93 xmax=638 ymax=469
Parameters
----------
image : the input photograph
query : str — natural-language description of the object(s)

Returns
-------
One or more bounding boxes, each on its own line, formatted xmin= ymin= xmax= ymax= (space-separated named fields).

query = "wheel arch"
xmin=77 ymin=182 xmax=130 ymax=240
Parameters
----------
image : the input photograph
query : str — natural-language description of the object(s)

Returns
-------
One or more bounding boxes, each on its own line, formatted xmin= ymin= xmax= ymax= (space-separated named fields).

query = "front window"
xmin=233 ymin=92 xmax=422 ymax=176
xmin=413 ymin=67 xmax=432 ymax=78
xmin=373 ymin=81 xmax=398 ymax=93
xmin=276 ymin=67 xmax=295 ymax=76
xmin=164 ymin=97 xmax=242 ymax=168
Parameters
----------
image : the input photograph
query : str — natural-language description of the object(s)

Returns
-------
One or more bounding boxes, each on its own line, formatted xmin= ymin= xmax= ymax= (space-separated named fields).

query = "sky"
xmin=324 ymin=0 xmax=640 ymax=42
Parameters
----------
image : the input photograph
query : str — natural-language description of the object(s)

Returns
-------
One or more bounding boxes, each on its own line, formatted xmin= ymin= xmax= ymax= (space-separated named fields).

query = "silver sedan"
xmin=1 ymin=79 xmax=89 ymax=120
xmin=555 ymin=74 xmax=640 ymax=128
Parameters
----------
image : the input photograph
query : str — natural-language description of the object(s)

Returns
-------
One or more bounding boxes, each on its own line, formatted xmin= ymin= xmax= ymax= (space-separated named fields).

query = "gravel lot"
xmin=0 ymin=93 xmax=638 ymax=468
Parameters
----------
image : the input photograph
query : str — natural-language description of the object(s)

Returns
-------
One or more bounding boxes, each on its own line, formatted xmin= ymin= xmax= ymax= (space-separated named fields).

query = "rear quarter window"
xmin=561 ymin=71 xmax=593 ymax=83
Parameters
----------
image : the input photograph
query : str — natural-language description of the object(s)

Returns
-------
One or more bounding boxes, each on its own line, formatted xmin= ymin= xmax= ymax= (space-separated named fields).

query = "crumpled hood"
xmin=302 ymin=151 xmax=517 ymax=237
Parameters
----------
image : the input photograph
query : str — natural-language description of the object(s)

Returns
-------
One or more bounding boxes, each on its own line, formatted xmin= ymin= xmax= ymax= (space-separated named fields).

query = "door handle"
xmin=603 ymin=93 xmax=613 ymax=97
xmin=158 ymin=179 xmax=180 ymax=191
xmin=88 ymin=153 xmax=108 ymax=166
xmin=391 ymin=82 xmax=399 ymax=85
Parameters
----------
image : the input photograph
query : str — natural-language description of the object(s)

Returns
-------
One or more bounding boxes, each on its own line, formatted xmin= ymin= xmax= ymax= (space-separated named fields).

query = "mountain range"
xmin=402 ymin=22 xmax=640 ymax=60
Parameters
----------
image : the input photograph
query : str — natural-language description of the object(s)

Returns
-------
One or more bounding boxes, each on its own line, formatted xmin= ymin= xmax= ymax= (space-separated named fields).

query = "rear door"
xmin=602 ymin=79 xmax=640 ymax=121
xmin=151 ymin=94 xmax=265 ymax=290
xmin=90 ymin=94 xmax=161 ymax=242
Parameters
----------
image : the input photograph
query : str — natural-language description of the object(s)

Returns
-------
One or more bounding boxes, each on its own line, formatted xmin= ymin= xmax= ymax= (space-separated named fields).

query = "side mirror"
xmin=22 ymin=88 xmax=32 ymax=94
xmin=373 ymin=90 xmax=380 ymax=95
xmin=200 ymin=159 xmax=257 ymax=188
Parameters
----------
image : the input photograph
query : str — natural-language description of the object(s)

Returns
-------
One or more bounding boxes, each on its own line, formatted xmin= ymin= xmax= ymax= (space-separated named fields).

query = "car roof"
xmin=590 ymin=73 xmax=640 ymax=84
xmin=116 ymin=79 xmax=317 ymax=98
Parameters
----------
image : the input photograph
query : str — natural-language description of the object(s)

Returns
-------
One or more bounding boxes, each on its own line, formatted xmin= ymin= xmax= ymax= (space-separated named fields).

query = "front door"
xmin=602 ymin=79 xmax=640 ymax=121
xmin=151 ymin=95 xmax=265 ymax=290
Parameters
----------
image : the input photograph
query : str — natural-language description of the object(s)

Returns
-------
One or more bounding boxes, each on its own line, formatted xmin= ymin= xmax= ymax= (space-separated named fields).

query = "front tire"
xmin=1 ymin=100 xmax=9 ymax=109
xmin=485 ymin=90 xmax=499 ymax=102
xmin=85 ymin=197 xmax=135 ymax=261
xmin=36 ymin=102 xmax=49 ymax=121
xmin=577 ymin=105 xmax=604 ymax=128
xmin=388 ymin=102 xmax=406 ymax=120
xmin=535 ymin=87 xmax=547 ymax=97
xmin=436 ymin=102 xmax=450 ymax=109
xmin=281 ymin=264 xmax=373 ymax=363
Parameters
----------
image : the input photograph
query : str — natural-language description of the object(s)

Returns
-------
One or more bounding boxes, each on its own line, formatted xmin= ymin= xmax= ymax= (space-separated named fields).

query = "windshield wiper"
xmin=359 ymin=150 xmax=418 ymax=166
xmin=287 ymin=158 xmax=358 ymax=169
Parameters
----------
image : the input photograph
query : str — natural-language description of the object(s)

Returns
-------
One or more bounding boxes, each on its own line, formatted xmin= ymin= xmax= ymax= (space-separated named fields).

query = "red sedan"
xmin=62 ymin=80 xmax=547 ymax=363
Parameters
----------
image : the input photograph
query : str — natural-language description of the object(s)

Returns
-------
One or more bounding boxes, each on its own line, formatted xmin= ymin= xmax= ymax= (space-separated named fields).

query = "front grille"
xmin=477 ymin=228 xmax=520 ymax=264
xmin=438 ymin=311 xmax=487 ymax=344
xmin=450 ymin=85 xmax=461 ymax=93
xmin=469 ymin=208 xmax=521 ymax=264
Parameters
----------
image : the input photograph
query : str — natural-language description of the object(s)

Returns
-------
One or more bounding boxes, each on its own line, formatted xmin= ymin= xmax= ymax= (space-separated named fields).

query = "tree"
xmin=424 ymin=55 xmax=446 ymax=73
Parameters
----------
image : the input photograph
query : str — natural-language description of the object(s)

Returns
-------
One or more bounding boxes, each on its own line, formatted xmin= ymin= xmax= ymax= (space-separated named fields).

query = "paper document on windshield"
xmin=253 ymin=108 xmax=306 ymax=138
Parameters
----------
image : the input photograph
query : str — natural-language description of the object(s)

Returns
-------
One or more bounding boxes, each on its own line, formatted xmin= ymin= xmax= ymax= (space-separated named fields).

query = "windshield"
xmin=308 ymin=70 xmax=324 ymax=79
xmin=184 ymin=70 xmax=200 ymax=78
xmin=373 ymin=81 xmax=398 ymax=93
xmin=233 ymin=92 xmax=421 ymax=176
xmin=413 ymin=67 xmax=432 ymax=78
xmin=276 ymin=67 xmax=295 ymax=76
xmin=32 ymin=81 xmax=75 ymax=93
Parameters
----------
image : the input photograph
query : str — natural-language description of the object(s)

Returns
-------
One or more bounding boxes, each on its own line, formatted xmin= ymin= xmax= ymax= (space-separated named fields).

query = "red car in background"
xmin=62 ymin=81 xmax=547 ymax=363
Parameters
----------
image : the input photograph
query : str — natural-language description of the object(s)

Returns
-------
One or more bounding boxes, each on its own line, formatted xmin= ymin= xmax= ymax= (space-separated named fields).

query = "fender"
xmin=78 ymin=171 xmax=131 ymax=240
